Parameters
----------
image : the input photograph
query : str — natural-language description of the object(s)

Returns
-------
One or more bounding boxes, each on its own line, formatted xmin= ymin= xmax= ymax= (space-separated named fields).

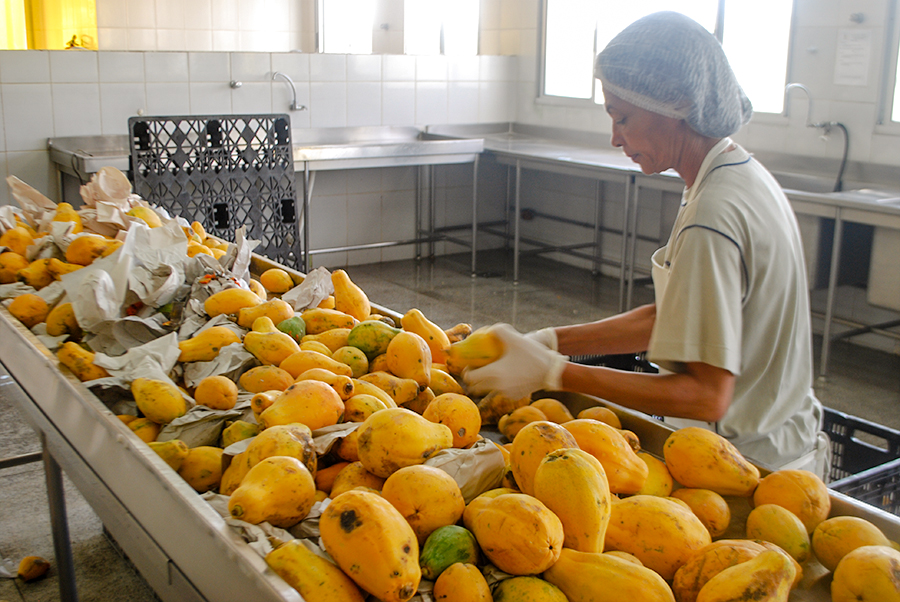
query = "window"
xmin=541 ymin=0 xmax=793 ymax=115
xmin=320 ymin=0 xmax=375 ymax=54
xmin=404 ymin=0 xmax=479 ymax=56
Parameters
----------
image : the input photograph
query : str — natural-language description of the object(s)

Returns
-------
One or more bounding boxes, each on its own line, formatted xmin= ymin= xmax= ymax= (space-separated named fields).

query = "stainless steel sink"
xmin=48 ymin=135 xmax=131 ymax=177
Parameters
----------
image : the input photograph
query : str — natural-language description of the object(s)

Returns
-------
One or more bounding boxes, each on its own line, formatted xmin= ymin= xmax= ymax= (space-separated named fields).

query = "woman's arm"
xmin=554 ymin=304 xmax=657 ymax=356
xmin=562 ymin=360 xmax=735 ymax=422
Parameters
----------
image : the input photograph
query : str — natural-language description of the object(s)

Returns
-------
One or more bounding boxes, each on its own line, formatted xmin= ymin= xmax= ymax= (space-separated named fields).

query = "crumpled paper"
xmin=282 ymin=266 xmax=333 ymax=310
xmin=90 ymin=332 xmax=186 ymax=402
xmin=0 ymin=204 xmax=27 ymax=233
xmin=182 ymin=342 xmax=257 ymax=389
xmin=0 ymin=282 xmax=37 ymax=300
xmin=423 ymin=439 xmax=506 ymax=503
xmin=126 ymin=220 xmax=190 ymax=307
xmin=157 ymin=400 xmax=249 ymax=448
xmin=0 ymin=556 xmax=15 ymax=579
xmin=312 ymin=422 xmax=360 ymax=456
xmin=6 ymin=175 xmax=57 ymax=227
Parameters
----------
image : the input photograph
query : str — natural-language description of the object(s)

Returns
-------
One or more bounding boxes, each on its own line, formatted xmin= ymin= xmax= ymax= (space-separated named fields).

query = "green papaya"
xmin=347 ymin=320 xmax=402 ymax=360
xmin=419 ymin=525 xmax=480 ymax=581
xmin=276 ymin=316 xmax=306 ymax=343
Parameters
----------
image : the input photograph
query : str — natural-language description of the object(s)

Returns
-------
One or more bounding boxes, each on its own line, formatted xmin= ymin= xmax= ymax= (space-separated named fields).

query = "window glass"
xmin=543 ymin=0 xmax=792 ymax=115
xmin=404 ymin=0 xmax=479 ymax=56
xmin=322 ymin=0 xmax=375 ymax=54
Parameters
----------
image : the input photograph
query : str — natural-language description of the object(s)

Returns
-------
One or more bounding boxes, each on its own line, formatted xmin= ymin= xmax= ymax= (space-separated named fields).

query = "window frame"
xmin=875 ymin=0 xmax=900 ymax=133
xmin=536 ymin=0 xmax=798 ymax=118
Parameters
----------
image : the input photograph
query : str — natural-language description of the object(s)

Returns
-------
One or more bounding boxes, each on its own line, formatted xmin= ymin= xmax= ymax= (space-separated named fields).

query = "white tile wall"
xmin=347 ymin=82 xmax=383 ymax=126
xmin=99 ymin=83 xmax=147 ymax=134
xmin=145 ymin=53 xmax=189 ymax=82
xmin=416 ymin=82 xmax=448 ymax=126
xmin=51 ymin=84 xmax=103 ymax=137
xmin=382 ymin=82 xmax=416 ymax=126
xmin=146 ymin=82 xmax=191 ymax=115
xmin=309 ymin=82 xmax=348 ymax=127
xmin=49 ymin=52 xmax=100 ymax=83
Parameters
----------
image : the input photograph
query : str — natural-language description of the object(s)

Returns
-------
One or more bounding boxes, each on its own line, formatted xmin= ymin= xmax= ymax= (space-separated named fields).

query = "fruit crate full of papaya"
xmin=824 ymin=408 xmax=900 ymax=516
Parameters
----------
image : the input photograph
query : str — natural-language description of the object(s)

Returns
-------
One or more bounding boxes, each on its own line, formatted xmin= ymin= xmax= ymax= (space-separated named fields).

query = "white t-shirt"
xmin=648 ymin=139 xmax=822 ymax=468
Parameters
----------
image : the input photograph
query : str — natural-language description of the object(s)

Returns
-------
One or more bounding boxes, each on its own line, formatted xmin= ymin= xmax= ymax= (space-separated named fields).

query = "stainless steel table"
xmin=47 ymin=128 xmax=484 ymax=275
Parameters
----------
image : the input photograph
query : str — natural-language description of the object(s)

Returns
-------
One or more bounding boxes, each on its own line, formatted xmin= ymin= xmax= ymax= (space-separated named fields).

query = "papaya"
xmin=347 ymin=319 xmax=402 ymax=359
xmin=336 ymin=429 xmax=361 ymax=463
xmin=532 ymin=448 xmax=611 ymax=553
xmin=663 ymin=427 xmax=759 ymax=497
xmin=0 ymin=226 xmax=34 ymax=256
xmin=259 ymin=268 xmax=294 ymax=293
xmin=445 ymin=328 xmax=502 ymax=373
xmin=428 ymin=368 xmax=465 ymax=396
xmin=203 ymin=287 xmax=261 ymax=317
xmin=0 ymin=251 xmax=29 ymax=284
xmin=220 ymin=451 xmax=253 ymax=496
xmin=128 ymin=417 xmax=161 ymax=443
xmin=177 ymin=446 xmax=223 ymax=492
xmin=432 ymin=562 xmax=490 ymax=602
xmin=302 ymin=327 xmax=352 ymax=353
xmin=498 ymin=405 xmax=548 ymax=441
xmin=634 ymin=451 xmax=674 ymax=497
xmin=279 ymin=349 xmax=353 ymax=379
xmin=276 ymin=316 xmax=307 ymax=343
xmin=245 ymin=423 xmax=317 ymax=477
xmin=221 ymin=420 xmax=261 ymax=448
xmin=314 ymin=461 xmax=350 ymax=494
xmin=132 ymin=377 xmax=188 ymax=424
xmin=509 ymin=420 xmax=579 ymax=496
xmin=16 ymin=258 xmax=54 ymax=289
xmin=330 ymin=460 xmax=386 ymax=498
xmin=343 ymin=393 xmax=390 ymax=422
xmin=564 ymin=419 xmax=648 ymax=495
xmin=422 ymin=393 xmax=481 ymax=449
xmin=57 ymin=341 xmax=110 ymax=382
xmin=831 ymin=545 xmax=900 ymax=602
xmin=419 ymin=525 xmax=480 ymax=581
xmin=259 ymin=379 xmax=344 ymax=431
xmin=332 ymin=269 xmax=371 ymax=321
xmin=462 ymin=487 xmax=519 ymax=530
xmin=52 ymin=202 xmax=84 ymax=232
xmin=467 ymin=493 xmax=563 ymax=575
xmin=301 ymin=307 xmax=359 ymax=334
xmin=229 ymin=456 xmax=316 ymax=528
xmin=319 ymin=490 xmax=421 ymax=602
xmin=492 ymin=576 xmax=567 ymax=602
xmin=65 ymin=233 xmax=120 ymax=265
xmin=244 ymin=316 xmax=302 ymax=365
xmin=695 ymin=550 xmax=795 ymax=602
xmin=331 ymin=345 xmax=370 ymax=378
xmin=530 ymin=398 xmax=574 ymax=424
xmin=544 ymin=547 xmax=676 ymax=602
xmin=295 ymin=368 xmax=356 ymax=400
xmin=265 ymin=539 xmax=365 ymax=602
xmin=811 ymin=515 xmax=891 ymax=572
xmin=178 ymin=326 xmax=241 ymax=362
xmin=16 ymin=556 xmax=51 ymax=582
xmin=670 ymin=488 xmax=731 ymax=538
xmin=300 ymin=340 xmax=333 ymax=355
xmin=477 ymin=390 xmax=531 ymax=426
xmin=752 ymin=469 xmax=830 ymax=533
xmin=148 ymin=439 xmax=190 ymax=471
xmin=237 ymin=365 xmax=294 ymax=393
xmin=45 ymin=302 xmax=81 ymax=338
xmin=604 ymin=495 xmax=712 ymax=580
xmin=401 ymin=386 xmax=434 ymax=415
xmin=8 ymin=293 xmax=49 ymax=328
xmin=385 ymin=330 xmax=432 ymax=387
xmin=358 ymin=371 xmax=420 ymax=405
xmin=381 ymin=464 xmax=466 ymax=546
xmin=400 ymin=308 xmax=451 ymax=364
xmin=356 ymin=407 xmax=453 ymax=478
xmin=236 ymin=298 xmax=294 ymax=329
xmin=577 ymin=405 xmax=622 ymax=427
xmin=194 ymin=375 xmax=239 ymax=410
xmin=250 ymin=390 xmax=281 ymax=421
xmin=745 ymin=504 xmax=811 ymax=564
xmin=672 ymin=539 xmax=769 ymax=602
xmin=127 ymin=205 xmax=163 ymax=228
xmin=46 ymin=258 xmax=84 ymax=279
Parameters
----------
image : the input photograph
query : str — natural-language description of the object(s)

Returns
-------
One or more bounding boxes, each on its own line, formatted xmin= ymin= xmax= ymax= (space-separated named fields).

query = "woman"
xmin=464 ymin=12 xmax=828 ymax=476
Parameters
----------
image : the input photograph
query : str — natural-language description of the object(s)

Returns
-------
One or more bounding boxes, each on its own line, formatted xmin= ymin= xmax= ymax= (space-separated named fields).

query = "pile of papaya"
xmin=3 ymin=198 xmax=899 ymax=602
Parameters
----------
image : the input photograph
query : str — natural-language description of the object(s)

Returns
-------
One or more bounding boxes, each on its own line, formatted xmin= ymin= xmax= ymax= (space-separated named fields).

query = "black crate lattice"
xmin=128 ymin=114 xmax=302 ymax=269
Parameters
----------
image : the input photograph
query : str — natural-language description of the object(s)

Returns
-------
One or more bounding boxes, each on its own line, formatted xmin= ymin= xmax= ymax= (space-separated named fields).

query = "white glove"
xmin=463 ymin=323 xmax=567 ymax=399
xmin=525 ymin=327 xmax=558 ymax=351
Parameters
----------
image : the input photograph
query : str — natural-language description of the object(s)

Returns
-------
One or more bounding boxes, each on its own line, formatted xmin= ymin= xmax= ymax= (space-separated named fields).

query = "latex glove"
xmin=525 ymin=327 xmax=558 ymax=351
xmin=463 ymin=323 xmax=567 ymax=399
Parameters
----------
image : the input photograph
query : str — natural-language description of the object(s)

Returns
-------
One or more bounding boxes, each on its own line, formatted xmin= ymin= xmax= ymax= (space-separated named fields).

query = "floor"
xmin=1 ymin=249 xmax=898 ymax=601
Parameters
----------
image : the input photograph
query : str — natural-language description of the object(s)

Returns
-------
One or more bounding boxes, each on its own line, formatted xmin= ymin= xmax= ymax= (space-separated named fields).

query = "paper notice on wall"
xmin=834 ymin=28 xmax=871 ymax=86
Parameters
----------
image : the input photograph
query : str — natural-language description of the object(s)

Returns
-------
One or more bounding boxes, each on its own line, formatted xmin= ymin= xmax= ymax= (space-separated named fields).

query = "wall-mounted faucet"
xmin=784 ymin=82 xmax=849 ymax=192
xmin=273 ymin=71 xmax=307 ymax=112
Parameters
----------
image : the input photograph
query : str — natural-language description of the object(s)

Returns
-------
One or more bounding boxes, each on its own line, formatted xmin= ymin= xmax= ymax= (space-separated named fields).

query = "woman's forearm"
xmin=554 ymin=304 xmax=656 ymax=356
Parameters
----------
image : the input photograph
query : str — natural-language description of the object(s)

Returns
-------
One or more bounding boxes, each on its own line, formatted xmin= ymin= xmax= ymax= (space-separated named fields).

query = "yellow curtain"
xmin=24 ymin=0 xmax=97 ymax=50
xmin=2 ymin=1 xmax=29 ymax=49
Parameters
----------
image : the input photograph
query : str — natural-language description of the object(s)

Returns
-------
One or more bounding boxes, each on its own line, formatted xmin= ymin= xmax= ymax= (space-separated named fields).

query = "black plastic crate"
xmin=829 ymin=458 xmax=900 ymax=515
xmin=823 ymin=407 xmax=900 ymax=483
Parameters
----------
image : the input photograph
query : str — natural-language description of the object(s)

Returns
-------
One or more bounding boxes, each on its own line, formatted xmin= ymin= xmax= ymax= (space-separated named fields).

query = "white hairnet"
xmin=595 ymin=11 xmax=752 ymax=138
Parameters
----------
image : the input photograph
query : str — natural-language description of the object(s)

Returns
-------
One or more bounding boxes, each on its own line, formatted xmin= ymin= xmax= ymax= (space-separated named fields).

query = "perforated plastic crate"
xmin=823 ymin=407 xmax=900 ymax=483
xmin=128 ymin=114 xmax=302 ymax=269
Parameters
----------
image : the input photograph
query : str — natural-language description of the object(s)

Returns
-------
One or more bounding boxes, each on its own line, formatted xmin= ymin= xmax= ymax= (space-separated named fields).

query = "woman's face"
xmin=603 ymin=89 xmax=684 ymax=176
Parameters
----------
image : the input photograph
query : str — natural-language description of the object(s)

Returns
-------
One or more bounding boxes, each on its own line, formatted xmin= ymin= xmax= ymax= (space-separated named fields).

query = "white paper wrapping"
xmin=282 ymin=266 xmax=333 ymax=310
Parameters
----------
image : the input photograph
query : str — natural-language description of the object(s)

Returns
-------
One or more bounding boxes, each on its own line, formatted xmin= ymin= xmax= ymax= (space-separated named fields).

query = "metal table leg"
xmin=820 ymin=209 xmax=844 ymax=377
xmin=513 ymin=161 xmax=522 ymax=284
xmin=625 ymin=180 xmax=642 ymax=311
xmin=302 ymin=162 xmax=311 ymax=273
xmin=471 ymin=155 xmax=479 ymax=277
xmin=42 ymin=433 xmax=79 ymax=602
xmin=618 ymin=175 xmax=634 ymax=312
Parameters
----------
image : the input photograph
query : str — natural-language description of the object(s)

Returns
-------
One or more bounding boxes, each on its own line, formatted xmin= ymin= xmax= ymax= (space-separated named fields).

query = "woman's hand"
xmin=463 ymin=323 xmax=567 ymax=399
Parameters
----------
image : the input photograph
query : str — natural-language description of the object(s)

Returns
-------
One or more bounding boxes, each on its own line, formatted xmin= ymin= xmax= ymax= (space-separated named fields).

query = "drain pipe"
xmin=784 ymin=83 xmax=849 ymax=192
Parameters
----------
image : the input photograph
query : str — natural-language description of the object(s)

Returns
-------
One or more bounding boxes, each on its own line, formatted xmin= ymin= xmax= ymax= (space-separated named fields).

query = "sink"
xmin=49 ymin=135 xmax=131 ymax=177
xmin=771 ymin=171 xmax=838 ymax=194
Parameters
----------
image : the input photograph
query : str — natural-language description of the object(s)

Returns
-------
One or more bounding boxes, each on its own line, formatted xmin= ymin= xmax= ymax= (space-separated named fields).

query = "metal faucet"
xmin=784 ymin=82 xmax=828 ymax=129
xmin=783 ymin=82 xmax=850 ymax=192
xmin=273 ymin=71 xmax=306 ymax=111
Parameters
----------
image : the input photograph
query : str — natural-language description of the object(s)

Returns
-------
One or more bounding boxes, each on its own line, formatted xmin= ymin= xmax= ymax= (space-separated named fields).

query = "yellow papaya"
xmin=203 ymin=287 xmax=261 ymax=317
xmin=347 ymin=319 xmax=401 ymax=359
xmin=236 ymin=298 xmax=294 ymax=329
xmin=178 ymin=326 xmax=241 ymax=362
xmin=385 ymin=330 xmax=432 ymax=387
xmin=445 ymin=328 xmax=502 ymax=372
xmin=563 ymin=419 xmax=648 ymax=495
xmin=400 ymin=308 xmax=451 ymax=364
xmin=509 ymin=420 xmax=579 ymax=497
xmin=332 ymin=269 xmax=371 ymax=321
xmin=266 ymin=539 xmax=366 ymax=602
xmin=356 ymin=407 xmax=453 ymax=478
xmin=302 ymin=327 xmax=352 ymax=353
xmin=301 ymin=307 xmax=359 ymax=334
xmin=131 ymin=377 xmax=188 ymax=424
xmin=663 ymin=427 xmax=759 ymax=497
xmin=259 ymin=379 xmax=344 ymax=430
xmin=148 ymin=439 xmax=190 ymax=471
xmin=544 ymin=547 xmax=676 ymax=602
xmin=229 ymin=456 xmax=316 ymax=528
xmin=243 ymin=316 xmax=301 ymax=365
xmin=57 ymin=341 xmax=110 ymax=381
xmin=358 ymin=371 xmax=420 ymax=405
xmin=696 ymin=550 xmax=794 ymax=602
xmin=279 ymin=349 xmax=353 ymax=379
